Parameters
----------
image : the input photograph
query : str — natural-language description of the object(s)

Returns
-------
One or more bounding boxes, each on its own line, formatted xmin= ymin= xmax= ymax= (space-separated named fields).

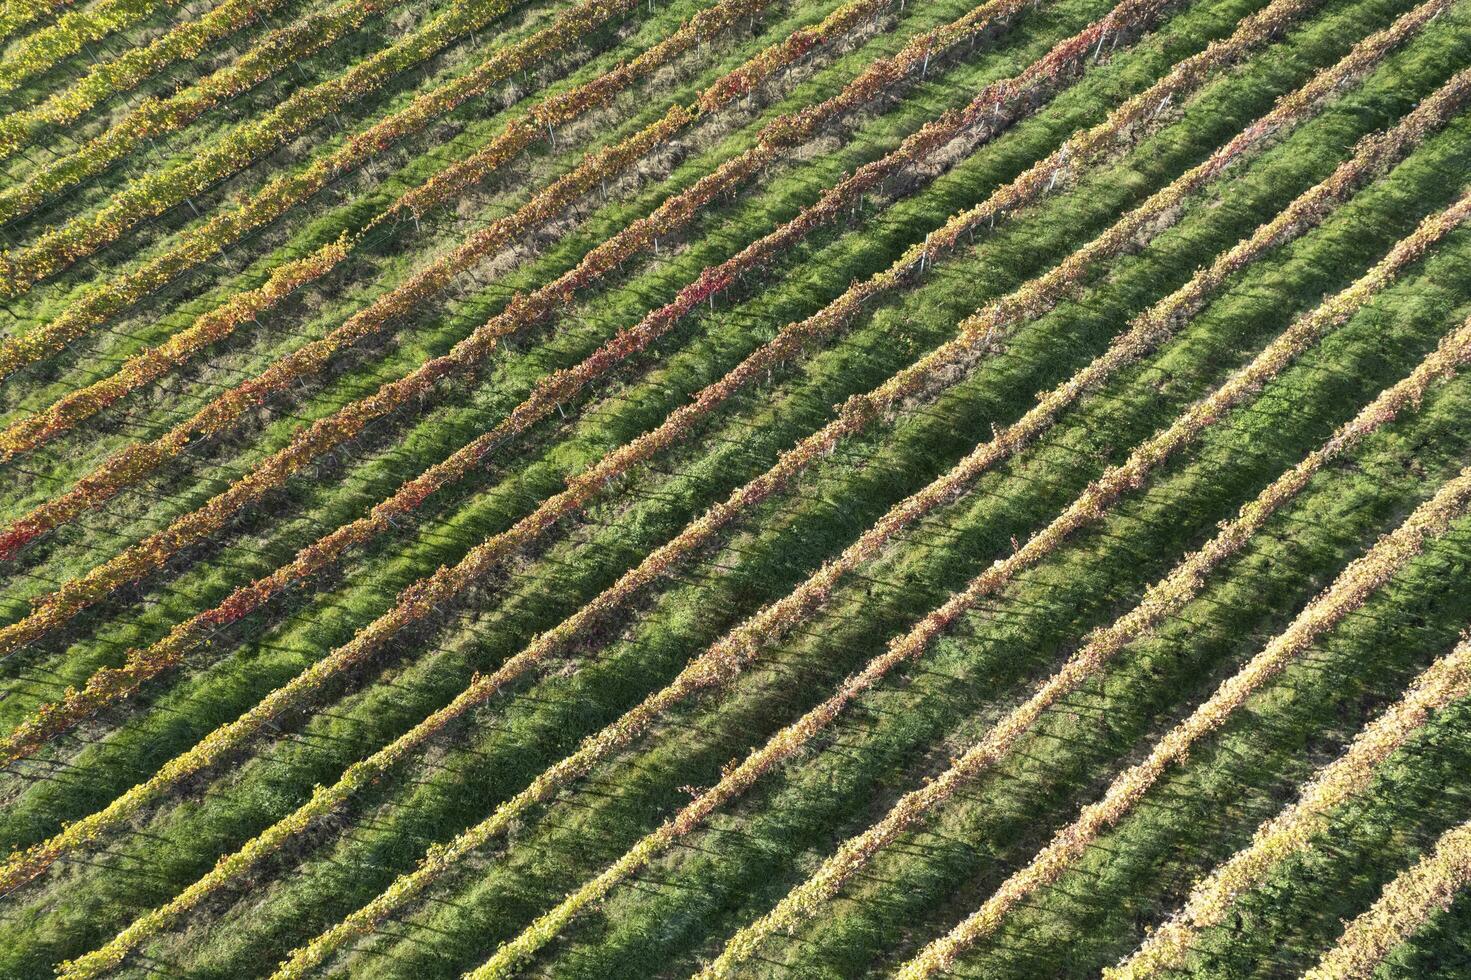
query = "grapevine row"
xmin=0 ymin=0 xmax=1202 ymax=764
xmin=4 ymin=0 xmax=1409 ymax=658
xmin=0 ymin=244 xmax=354 ymax=462
xmin=1306 ymin=802 xmax=1471 ymax=978
xmin=17 ymin=0 xmax=1106 ymax=959
xmin=20 ymin=4 xmax=1185 ymax=972
xmin=0 ymin=0 xmax=411 ymax=229
xmin=0 ymin=0 xmax=549 ymax=296
xmin=478 ymin=85 xmax=1471 ymax=980
xmin=0 ymin=0 xmax=1423 ymax=947
xmin=0 ymin=0 xmax=1033 ymax=652
xmin=705 ymin=303 xmax=1471 ymax=976
xmin=269 ymin=17 xmax=1440 ymax=973
xmin=0 ymin=0 xmax=1021 ymax=899
xmin=1111 ymin=610 xmax=1471 ymax=976
xmin=0 ymin=0 xmax=778 ymax=447
xmin=374 ymin=183 xmax=1471 ymax=980
xmin=0 ymin=0 xmax=293 ymax=160
xmin=0 ymin=1 xmax=1335 ymax=953
xmin=0 ymin=0 xmax=76 ymax=45
xmin=0 ymin=0 xmax=181 ymax=97
xmin=894 ymin=317 xmax=1471 ymax=979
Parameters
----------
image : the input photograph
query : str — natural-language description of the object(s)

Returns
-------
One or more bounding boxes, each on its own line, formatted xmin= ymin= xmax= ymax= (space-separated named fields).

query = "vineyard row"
xmin=259 ymin=15 xmax=1456 ymax=974
xmin=0 ymin=0 xmax=782 ymax=439
xmin=0 ymin=0 xmax=293 ymax=160
xmin=1306 ymin=795 xmax=1471 ymax=979
xmin=894 ymin=338 xmax=1471 ymax=979
xmin=1112 ymin=614 xmax=1471 ymax=976
xmin=0 ymin=0 xmax=1177 ymax=763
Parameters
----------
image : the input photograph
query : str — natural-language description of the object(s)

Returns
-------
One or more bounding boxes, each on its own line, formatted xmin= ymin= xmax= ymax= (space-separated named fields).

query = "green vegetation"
xmin=0 ymin=0 xmax=1468 ymax=975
